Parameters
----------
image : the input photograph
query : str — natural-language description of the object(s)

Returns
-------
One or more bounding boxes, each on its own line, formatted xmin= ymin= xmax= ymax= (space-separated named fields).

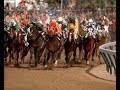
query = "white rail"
xmin=99 ymin=42 xmax=116 ymax=75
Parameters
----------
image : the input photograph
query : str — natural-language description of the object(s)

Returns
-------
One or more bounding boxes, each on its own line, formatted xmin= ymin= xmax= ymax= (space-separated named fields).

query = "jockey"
xmin=101 ymin=16 xmax=109 ymax=33
xmin=48 ymin=19 xmax=61 ymax=36
xmin=69 ymin=23 xmax=75 ymax=32
xmin=57 ymin=17 xmax=63 ymax=27
xmin=62 ymin=18 xmax=68 ymax=38
xmin=84 ymin=19 xmax=96 ymax=38
xmin=57 ymin=17 xmax=63 ymax=35
xmin=20 ymin=20 xmax=30 ymax=47
xmin=69 ymin=16 xmax=79 ymax=39
xmin=34 ymin=20 xmax=44 ymax=33
xmin=96 ymin=24 xmax=104 ymax=36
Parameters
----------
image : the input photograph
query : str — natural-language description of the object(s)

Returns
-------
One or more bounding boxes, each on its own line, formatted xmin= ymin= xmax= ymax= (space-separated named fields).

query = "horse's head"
xmin=30 ymin=25 xmax=44 ymax=41
xmin=68 ymin=30 xmax=74 ymax=42
xmin=17 ymin=30 xmax=25 ymax=44
xmin=8 ymin=26 xmax=16 ymax=39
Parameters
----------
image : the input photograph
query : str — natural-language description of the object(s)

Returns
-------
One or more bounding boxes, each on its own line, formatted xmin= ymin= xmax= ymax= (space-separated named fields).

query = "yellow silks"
xmin=74 ymin=18 xmax=79 ymax=34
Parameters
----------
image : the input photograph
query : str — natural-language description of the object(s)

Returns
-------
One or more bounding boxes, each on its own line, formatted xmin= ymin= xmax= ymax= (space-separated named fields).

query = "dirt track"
xmin=4 ymin=50 xmax=116 ymax=90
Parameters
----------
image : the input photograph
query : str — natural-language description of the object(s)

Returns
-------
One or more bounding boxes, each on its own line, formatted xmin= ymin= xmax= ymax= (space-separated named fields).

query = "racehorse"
xmin=73 ymin=35 xmax=83 ymax=63
xmin=4 ymin=30 xmax=9 ymax=64
xmin=64 ymin=30 xmax=77 ymax=67
xmin=28 ymin=25 xmax=46 ymax=67
xmin=43 ymin=22 xmax=62 ymax=69
xmin=95 ymin=32 xmax=106 ymax=62
xmin=6 ymin=26 xmax=16 ymax=64
xmin=12 ymin=29 xmax=26 ymax=67
xmin=83 ymin=29 xmax=97 ymax=66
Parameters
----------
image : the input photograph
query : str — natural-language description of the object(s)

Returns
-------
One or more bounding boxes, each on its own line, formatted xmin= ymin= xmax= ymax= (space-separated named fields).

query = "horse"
xmin=95 ymin=31 xmax=106 ymax=62
xmin=12 ymin=29 xmax=26 ymax=67
xmin=4 ymin=30 xmax=9 ymax=64
xmin=83 ymin=28 xmax=97 ymax=66
xmin=64 ymin=29 xmax=77 ymax=67
xmin=73 ymin=34 xmax=83 ymax=63
xmin=43 ymin=22 xmax=62 ymax=69
xmin=28 ymin=25 xmax=46 ymax=67
xmin=6 ymin=26 xmax=16 ymax=64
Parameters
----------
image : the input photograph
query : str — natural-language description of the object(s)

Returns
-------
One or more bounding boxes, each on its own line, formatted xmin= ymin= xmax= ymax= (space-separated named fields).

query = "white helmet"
xmin=58 ymin=17 xmax=63 ymax=22
xmin=88 ymin=19 xmax=93 ymax=23
xmin=38 ymin=20 xmax=42 ymax=24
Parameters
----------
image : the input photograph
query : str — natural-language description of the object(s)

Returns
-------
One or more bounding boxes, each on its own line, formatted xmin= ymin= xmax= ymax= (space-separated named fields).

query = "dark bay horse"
xmin=28 ymin=25 xmax=46 ymax=67
xmin=4 ymin=30 xmax=9 ymax=64
xmin=64 ymin=30 xmax=77 ymax=67
xmin=12 ymin=29 xmax=26 ymax=67
xmin=5 ymin=26 xmax=16 ymax=64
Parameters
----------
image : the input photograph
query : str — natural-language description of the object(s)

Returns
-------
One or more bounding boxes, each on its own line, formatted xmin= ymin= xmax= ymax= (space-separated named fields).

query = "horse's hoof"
xmin=48 ymin=67 xmax=53 ymax=70
xmin=43 ymin=67 xmax=47 ymax=70
xmin=14 ymin=64 xmax=17 ymax=67
xmin=16 ymin=64 xmax=21 ymax=68
xmin=65 ymin=64 xmax=69 ymax=68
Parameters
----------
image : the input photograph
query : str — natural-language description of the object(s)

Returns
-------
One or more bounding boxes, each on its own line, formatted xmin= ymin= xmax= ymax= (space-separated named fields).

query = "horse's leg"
xmin=43 ymin=49 xmax=50 ymax=69
xmin=73 ymin=45 xmax=77 ymax=63
xmin=57 ymin=46 xmax=64 ymax=59
xmin=89 ymin=45 xmax=95 ymax=66
xmin=29 ymin=47 xmax=33 ymax=66
xmin=54 ymin=53 xmax=58 ymax=67
xmin=19 ymin=48 xmax=24 ymax=64
xmin=13 ymin=50 xmax=17 ymax=67
xmin=38 ymin=49 xmax=43 ymax=64
xmin=34 ymin=47 xmax=38 ymax=67
xmin=8 ymin=48 xmax=12 ymax=63
xmin=84 ymin=50 xmax=88 ymax=65
xmin=65 ymin=50 xmax=69 ymax=66
xmin=92 ymin=43 xmax=97 ymax=62
xmin=78 ymin=45 xmax=83 ymax=63
xmin=4 ymin=48 xmax=8 ymax=64
xmin=16 ymin=51 xmax=20 ymax=67
xmin=69 ymin=52 xmax=74 ymax=67
xmin=49 ymin=53 xmax=55 ymax=69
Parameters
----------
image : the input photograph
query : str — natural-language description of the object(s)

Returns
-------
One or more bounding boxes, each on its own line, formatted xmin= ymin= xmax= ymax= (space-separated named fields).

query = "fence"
xmin=99 ymin=42 xmax=116 ymax=75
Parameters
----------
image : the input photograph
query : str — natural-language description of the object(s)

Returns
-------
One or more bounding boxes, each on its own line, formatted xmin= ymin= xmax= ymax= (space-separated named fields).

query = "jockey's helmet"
xmin=70 ymin=16 xmax=76 ymax=21
xmin=58 ymin=17 xmax=63 ymax=22
xmin=52 ymin=19 xmax=57 ymax=22
xmin=62 ymin=20 xmax=67 ymax=25
xmin=88 ymin=19 xmax=93 ymax=23
xmin=38 ymin=20 xmax=43 ymax=24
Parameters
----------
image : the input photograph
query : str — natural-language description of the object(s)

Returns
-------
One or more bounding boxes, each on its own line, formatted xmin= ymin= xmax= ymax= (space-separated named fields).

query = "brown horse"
xmin=43 ymin=34 xmax=61 ymax=69
xmin=64 ymin=30 xmax=77 ymax=67
xmin=12 ymin=29 xmax=26 ymax=67
xmin=83 ymin=34 xmax=96 ymax=66
xmin=95 ymin=33 xmax=106 ymax=62
xmin=6 ymin=26 xmax=16 ymax=64
xmin=28 ymin=25 xmax=46 ymax=67
xmin=43 ymin=22 xmax=62 ymax=69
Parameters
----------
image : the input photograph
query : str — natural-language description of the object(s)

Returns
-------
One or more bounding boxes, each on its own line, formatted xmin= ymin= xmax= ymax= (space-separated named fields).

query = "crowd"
xmin=4 ymin=0 xmax=116 ymax=45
